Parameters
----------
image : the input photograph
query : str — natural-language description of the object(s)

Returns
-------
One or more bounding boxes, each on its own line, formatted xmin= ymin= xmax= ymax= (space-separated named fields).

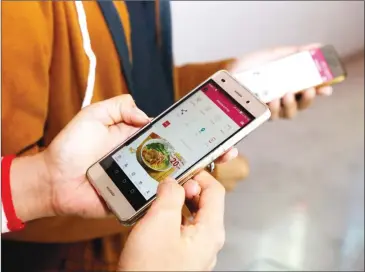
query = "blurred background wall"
xmin=171 ymin=1 xmax=364 ymax=65
xmin=171 ymin=2 xmax=364 ymax=271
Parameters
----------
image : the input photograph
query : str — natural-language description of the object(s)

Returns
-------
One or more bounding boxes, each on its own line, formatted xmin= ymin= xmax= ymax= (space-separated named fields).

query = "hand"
xmin=34 ymin=95 xmax=150 ymax=219
xmin=229 ymin=43 xmax=333 ymax=119
xmin=11 ymin=94 xmax=237 ymax=222
xmin=118 ymin=171 xmax=225 ymax=271
xmin=45 ymin=94 xmax=236 ymax=218
xmin=11 ymin=95 xmax=148 ymax=221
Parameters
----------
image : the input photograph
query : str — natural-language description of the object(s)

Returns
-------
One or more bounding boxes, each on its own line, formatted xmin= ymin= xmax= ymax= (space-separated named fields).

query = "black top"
xmin=98 ymin=0 xmax=174 ymax=117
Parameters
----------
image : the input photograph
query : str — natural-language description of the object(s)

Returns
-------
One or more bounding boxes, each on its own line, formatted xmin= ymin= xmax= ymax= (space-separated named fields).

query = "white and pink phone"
xmin=87 ymin=70 xmax=270 ymax=225
xmin=234 ymin=45 xmax=347 ymax=103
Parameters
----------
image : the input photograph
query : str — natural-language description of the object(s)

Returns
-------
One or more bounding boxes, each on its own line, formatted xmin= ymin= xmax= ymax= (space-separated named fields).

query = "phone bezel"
xmin=86 ymin=70 xmax=271 ymax=225
xmin=321 ymin=44 xmax=347 ymax=80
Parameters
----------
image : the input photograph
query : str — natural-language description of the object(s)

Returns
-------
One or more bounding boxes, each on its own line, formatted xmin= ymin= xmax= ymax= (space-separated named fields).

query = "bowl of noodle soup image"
xmin=140 ymin=139 xmax=173 ymax=172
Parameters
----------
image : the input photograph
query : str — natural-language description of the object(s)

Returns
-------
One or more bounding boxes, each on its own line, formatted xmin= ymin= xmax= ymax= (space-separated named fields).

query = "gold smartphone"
xmin=86 ymin=70 xmax=271 ymax=225
xmin=234 ymin=44 xmax=347 ymax=103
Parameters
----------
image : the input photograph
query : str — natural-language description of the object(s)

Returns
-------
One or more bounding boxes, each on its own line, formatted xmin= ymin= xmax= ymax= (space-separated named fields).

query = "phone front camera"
xmin=221 ymin=79 xmax=226 ymax=83
xmin=246 ymin=100 xmax=250 ymax=104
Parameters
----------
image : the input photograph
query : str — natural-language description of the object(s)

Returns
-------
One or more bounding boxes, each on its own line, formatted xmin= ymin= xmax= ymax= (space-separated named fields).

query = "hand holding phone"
xmin=231 ymin=44 xmax=346 ymax=118
xmin=87 ymin=71 xmax=270 ymax=225
xmin=118 ymin=172 xmax=225 ymax=271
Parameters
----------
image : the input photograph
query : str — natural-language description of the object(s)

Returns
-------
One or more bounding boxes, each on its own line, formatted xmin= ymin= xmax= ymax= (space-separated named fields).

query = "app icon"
xmin=162 ymin=120 xmax=171 ymax=128
xmin=180 ymin=109 xmax=188 ymax=115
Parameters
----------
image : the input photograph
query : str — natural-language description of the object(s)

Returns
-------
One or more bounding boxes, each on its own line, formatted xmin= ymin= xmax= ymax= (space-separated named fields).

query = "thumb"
xmin=144 ymin=178 xmax=185 ymax=230
xmin=82 ymin=94 xmax=149 ymax=126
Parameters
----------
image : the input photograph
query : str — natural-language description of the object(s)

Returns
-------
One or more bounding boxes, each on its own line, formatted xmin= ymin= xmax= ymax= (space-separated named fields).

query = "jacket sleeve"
xmin=1 ymin=2 xmax=53 ymax=156
xmin=173 ymin=58 xmax=236 ymax=100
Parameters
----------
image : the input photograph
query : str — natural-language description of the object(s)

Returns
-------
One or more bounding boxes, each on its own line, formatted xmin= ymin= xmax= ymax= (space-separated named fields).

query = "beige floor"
xmin=215 ymin=55 xmax=364 ymax=271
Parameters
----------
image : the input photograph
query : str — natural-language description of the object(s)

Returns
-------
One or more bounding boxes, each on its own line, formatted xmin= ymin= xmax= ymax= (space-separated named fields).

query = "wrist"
xmin=10 ymin=152 xmax=54 ymax=222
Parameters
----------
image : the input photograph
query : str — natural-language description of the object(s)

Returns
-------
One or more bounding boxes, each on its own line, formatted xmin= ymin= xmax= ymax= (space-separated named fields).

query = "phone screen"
xmin=236 ymin=47 xmax=337 ymax=103
xmin=100 ymin=80 xmax=255 ymax=210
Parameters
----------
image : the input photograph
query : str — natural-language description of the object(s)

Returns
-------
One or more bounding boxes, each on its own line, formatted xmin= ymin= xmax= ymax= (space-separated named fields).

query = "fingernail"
xmin=133 ymin=108 xmax=149 ymax=120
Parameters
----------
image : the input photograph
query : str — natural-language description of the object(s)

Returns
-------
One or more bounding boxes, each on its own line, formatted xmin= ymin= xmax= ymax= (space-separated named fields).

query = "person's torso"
xmin=2 ymin=1 xmax=174 ymax=154
xmin=45 ymin=2 xmax=135 ymax=146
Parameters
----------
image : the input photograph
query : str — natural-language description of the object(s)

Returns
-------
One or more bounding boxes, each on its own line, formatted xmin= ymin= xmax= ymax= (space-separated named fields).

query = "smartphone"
xmin=86 ymin=70 xmax=271 ymax=225
xmin=234 ymin=45 xmax=347 ymax=103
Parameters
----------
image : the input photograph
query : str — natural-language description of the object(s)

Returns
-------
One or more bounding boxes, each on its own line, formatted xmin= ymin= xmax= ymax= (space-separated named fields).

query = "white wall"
xmin=171 ymin=1 xmax=364 ymax=65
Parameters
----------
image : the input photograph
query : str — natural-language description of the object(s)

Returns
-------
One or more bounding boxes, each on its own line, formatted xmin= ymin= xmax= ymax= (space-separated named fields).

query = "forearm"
xmin=2 ymin=152 xmax=54 ymax=232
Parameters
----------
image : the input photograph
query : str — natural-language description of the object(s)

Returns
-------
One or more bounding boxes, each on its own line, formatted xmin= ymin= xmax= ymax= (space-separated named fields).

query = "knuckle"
xmin=86 ymin=101 xmax=101 ymax=110
xmin=123 ymin=93 xmax=133 ymax=100
xmin=82 ymin=101 xmax=103 ymax=115
xmin=123 ymin=94 xmax=136 ymax=104
xmin=163 ymin=181 xmax=185 ymax=198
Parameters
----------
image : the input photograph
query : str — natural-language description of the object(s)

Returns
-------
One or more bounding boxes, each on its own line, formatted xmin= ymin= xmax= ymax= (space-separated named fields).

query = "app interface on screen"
xmin=101 ymin=80 xmax=254 ymax=210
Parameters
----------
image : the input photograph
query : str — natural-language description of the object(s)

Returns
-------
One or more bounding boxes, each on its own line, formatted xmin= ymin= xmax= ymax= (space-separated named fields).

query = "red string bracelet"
xmin=2 ymin=155 xmax=25 ymax=231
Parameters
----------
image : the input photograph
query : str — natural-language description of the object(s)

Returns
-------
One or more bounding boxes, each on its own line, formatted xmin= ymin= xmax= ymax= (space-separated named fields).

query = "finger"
xmin=146 ymin=178 xmax=185 ymax=230
xmin=108 ymin=123 xmax=140 ymax=150
xmin=298 ymin=88 xmax=316 ymax=110
xmin=268 ymin=99 xmax=281 ymax=120
xmin=85 ymin=94 xmax=149 ymax=126
xmin=183 ymin=179 xmax=202 ymax=216
xmin=206 ymin=256 xmax=218 ymax=271
xmin=214 ymin=148 xmax=238 ymax=164
xmin=317 ymin=85 xmax=333 ymax=96
xmin=183 ymin=179 xmax=201 ymax=200
xmin=281 ymin=93 xmax=298 ymax=119
xmin=193 ymin=171 xmax=225 ymax=227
